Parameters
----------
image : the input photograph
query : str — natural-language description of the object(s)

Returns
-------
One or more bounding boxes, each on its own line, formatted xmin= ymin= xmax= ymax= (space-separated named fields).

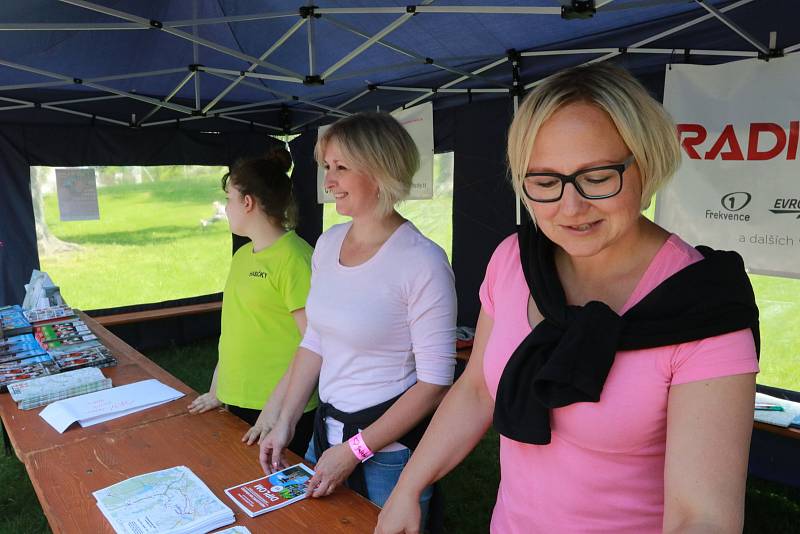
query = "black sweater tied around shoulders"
xmin=493 ymin=221 xmax=760 ymax=445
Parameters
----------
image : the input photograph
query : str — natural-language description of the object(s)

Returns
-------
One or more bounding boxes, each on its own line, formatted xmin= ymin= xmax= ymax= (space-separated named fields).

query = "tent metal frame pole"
xmin=321 ymin=15 xmax=509 ymax=88
xmin=204 ymin=70 xmax=351 ymax=118
xmin=0 ymin=104 xmax=34 ymax=112
xmin=287 ymin=83 xmax=379 ymax=132
xmin=208 ymin=75 xmax=296 ymax=103
xmin=328 ymin=55 xmax=517 ymax=83
xmin=315 ymin=6 xmax=560 ymax=15
xmin=41 ymin=104 xmax=129 ymax=126
xmin=218 ymin=114 xmax=284 ymax=132
xmin=0 ymin=56 xmax=195 ymax=115
xmin=337 ymin=88 xmax=371 ymax=110
xmin=0 ymin=95 xmax=33 ymax=106
xmin=377 ymin=85 xmax=508 ymax=93
xmin=202 ymin=18 xmax=307 ymax=114
xmin=307 ymin=15 xmax=316 ymax=77
xmin=165 ymin=11 xmax=298 ymax=28
xmin=217 ymin=108 xmax=284 ymax=117
xmin=213 ymin=99 xmax=289 ymax=114
xmin=0 ymin=22 xmax=141 ymax=31
xmin=0 ymin=67 xmax=188 ymax=92
xmin=140 ymin=115 xmax=207 ymax=128
xmin=321 ymin=7 xmax=422 ymax=80
xmin=396 ymin=55 xmax=508 ymax=110
xmin=291 ymin=114 xmax=331 ymax=133
xmin=0 ymin=12 xmax=298 ymax=31
xmin=0 ymin=80 xmax=71 ymax=91
xmin=137 ymin=71 xmax=196 ymax=126
xmin=326 ymin=60 xmax=424 ymax=82
xmin=58 ymin=0 xmax=304 ymax=80
xmin=523 ymin=0 xmax=756 ymax=89
xmin=785 ymin=42 xmax=800 ymax=54
xmin=693 ymin=0 xmax=769 ymax=55
xmin=522 ymin=47 xmax=758 ymax=58
xmin=80 ymin=81 xmax=195 ymax=114
xmin=43 ymin=94 xmax=127 ymax=105
xmin=192 ymin=0 xmax=201 ymax=110
xmin=90 ymin=67 xmax=190 ymax=82
xmin=198 ymin=66 xmax=302 ymax=84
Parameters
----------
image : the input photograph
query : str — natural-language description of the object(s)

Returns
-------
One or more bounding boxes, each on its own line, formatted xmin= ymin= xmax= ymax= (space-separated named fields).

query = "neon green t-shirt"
xmin=217 ymin=231 xmax=318 ymax=412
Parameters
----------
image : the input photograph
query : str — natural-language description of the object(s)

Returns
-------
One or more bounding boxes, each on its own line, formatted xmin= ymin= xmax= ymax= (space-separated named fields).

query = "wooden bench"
xmin=90 ymin=300 xmax=222 ymax=327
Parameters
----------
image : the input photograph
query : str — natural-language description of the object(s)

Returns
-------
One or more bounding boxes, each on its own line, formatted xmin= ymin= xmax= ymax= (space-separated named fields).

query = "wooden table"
xmin=0 ymin=313 xmax=198 ymax=459
xmin=26 ymin=411 xmax=379 ymax=533
xmin=1 ymin=312 xmax=380 ymax=533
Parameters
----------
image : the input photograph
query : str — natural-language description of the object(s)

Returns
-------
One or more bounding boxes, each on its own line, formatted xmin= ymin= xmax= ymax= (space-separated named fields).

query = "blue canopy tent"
xmin=2 ymin=0 xmax=797 ymax=313
xmin=0 ymin=0 xmax=798 ymax=484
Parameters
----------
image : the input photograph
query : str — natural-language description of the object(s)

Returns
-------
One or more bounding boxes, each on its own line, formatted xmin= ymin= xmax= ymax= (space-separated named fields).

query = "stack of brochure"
xmin=93 ymin=466 xmax=235 ymax=534
xmin=7 ymin=367 xmax=112 ymax=410
xmin=0 ymin=305 xmax=32 ymax=338
xmin=39 ymin=379 xmax=184 ymax=433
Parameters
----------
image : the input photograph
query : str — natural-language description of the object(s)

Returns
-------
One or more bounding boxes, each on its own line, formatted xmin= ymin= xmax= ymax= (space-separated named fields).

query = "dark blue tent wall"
xmin=451 ymin=98 xmax=517 ymax=326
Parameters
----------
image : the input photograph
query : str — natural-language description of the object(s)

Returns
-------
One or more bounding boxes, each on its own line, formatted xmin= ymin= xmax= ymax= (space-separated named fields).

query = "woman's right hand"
xmin=259 ymin=421 xmax=294 ymax=474
xmin=374 ymin=488 xmax=422 ymax=534
xmin=241 ymin=410 xmax=277 ymax=446
xmin=187 ymin=392 xmax=222 ymax=414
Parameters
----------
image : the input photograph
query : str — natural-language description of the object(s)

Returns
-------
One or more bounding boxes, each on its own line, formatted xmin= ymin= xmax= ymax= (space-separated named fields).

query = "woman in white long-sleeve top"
xmin=260 ymin=112 xmax=457 ymax=525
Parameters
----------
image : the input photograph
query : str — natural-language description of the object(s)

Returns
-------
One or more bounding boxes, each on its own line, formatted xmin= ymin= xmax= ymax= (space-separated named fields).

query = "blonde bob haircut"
xmin=508 ymin=63 xmax=681 ymax=211
xmin=315 ymin=112 xmax=420 ymax=217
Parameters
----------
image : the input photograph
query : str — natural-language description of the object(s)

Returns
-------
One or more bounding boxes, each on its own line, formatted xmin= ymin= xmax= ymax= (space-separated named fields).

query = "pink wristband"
xmin=348 ymin=432 xmax=374 ymax=463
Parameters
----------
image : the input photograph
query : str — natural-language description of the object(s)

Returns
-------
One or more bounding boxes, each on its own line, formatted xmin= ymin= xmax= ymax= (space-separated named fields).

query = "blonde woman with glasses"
xmin=377 ymin=63 xmax=759 ymax=534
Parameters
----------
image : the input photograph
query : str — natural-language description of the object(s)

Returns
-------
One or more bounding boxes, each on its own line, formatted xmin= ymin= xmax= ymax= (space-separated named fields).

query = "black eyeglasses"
xmin=522 ymin=155 xmax=635 ymax=202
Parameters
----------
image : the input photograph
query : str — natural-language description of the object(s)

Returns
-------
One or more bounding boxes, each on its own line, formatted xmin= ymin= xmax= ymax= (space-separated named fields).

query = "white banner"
xmin=658 ymin=54 xmax=800 ymax=278
xmin=55 ymin=168 xmax=100 ymax=221
xmin=317 ymin=102 xmax=434 ymax=203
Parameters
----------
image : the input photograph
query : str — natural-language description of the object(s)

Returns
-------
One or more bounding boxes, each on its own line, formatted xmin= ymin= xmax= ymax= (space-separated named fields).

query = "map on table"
xmin=93 ymin=465 xmax=234 ymax=534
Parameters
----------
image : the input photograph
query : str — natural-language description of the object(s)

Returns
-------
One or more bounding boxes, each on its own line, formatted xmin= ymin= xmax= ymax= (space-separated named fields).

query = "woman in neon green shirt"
xmin=188 ymin=147 xmax=318 ymax=456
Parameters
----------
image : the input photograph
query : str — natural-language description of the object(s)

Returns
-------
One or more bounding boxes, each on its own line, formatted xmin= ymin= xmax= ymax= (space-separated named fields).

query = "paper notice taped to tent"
xmin=55 ymin=168 xmax=100 ymax=222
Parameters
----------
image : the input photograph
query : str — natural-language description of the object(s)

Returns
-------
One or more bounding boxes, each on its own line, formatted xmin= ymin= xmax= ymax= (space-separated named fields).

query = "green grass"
xmin=3 ymin=338 xmax=798 ymax=533
xmin=39 ymin=169 xmax=232 ymax=311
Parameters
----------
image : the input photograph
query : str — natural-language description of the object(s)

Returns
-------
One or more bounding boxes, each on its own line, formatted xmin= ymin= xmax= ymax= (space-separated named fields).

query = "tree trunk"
xmin=30 ymin=167 xmax=81 ymax=256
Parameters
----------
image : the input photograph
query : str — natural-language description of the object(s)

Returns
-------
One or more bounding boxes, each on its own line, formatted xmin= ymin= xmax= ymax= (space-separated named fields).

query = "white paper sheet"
xmin=39 ymin=379 xmax=184 ymax=433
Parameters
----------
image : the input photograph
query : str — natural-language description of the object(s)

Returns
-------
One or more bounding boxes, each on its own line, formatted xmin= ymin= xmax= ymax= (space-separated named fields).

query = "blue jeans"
xmin=305 ymin=437 xmax=433 ymax=524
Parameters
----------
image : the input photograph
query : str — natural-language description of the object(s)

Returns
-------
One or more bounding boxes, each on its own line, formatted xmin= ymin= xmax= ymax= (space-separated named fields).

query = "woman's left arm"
xmin=663 ymin=372 xmax=756 ymax=533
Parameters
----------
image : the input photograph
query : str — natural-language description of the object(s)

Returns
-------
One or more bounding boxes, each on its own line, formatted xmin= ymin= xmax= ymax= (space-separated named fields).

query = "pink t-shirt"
xmin=479 ymin=233 xmax=758 ymax=534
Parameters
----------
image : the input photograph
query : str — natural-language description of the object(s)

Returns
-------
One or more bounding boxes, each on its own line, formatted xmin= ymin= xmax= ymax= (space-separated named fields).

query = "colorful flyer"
xmin=224 ymin=464 xmax=314 ymax=517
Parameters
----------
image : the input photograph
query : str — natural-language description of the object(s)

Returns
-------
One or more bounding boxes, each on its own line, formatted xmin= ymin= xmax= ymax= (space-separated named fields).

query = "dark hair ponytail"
xmin=222 ymin=145 xmax=298 ymax=229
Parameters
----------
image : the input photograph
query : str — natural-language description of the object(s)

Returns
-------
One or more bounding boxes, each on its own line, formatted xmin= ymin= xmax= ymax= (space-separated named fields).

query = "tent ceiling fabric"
xmin=0 ymin=0 xmax=796 ymax=132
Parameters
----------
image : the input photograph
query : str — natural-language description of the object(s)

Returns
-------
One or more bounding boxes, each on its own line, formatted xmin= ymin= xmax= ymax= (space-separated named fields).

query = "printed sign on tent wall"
xmin=658 ymin=53 xmax=800 ymax=278
xmin=55 ymin=168 xmax=100 ymax=221
xmin=316 ymin=102 xmax=434 ymax=203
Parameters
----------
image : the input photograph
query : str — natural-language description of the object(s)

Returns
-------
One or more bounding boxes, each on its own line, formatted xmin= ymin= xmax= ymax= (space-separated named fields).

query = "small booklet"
xmin=51 ymin=345 xmax=116 ymax=372
xmin=23 ymin=305 xmax=75 ymax=324
xmin=225 ymin=463 xmax=314 ymax=517
xmin=8 ymin=367 xmax=112 ymax=410
xmin=754 ymin=392 xmax=800 ymax=427
xmin=0 ymin=305 xmax=32 ymax=338
xmin=33 ymin=319 xmax=91 ymax=342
